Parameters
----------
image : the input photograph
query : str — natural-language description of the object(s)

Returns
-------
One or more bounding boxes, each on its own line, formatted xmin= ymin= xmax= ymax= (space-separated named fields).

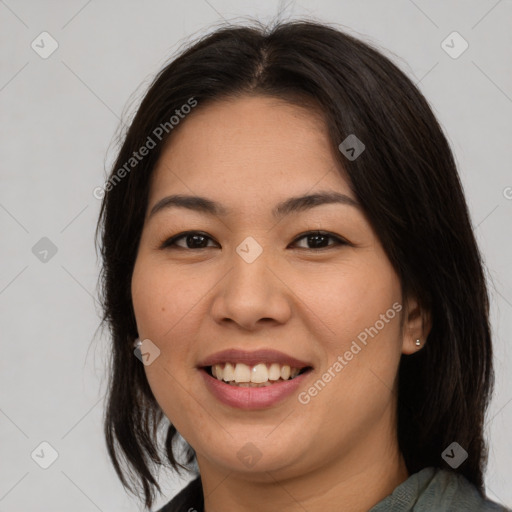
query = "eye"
xmin=160 ymin=231 xmax=219 ymax=250
xmin=160 ymin=230 xmax=349 ymax=251
xmin=290 ymin=230 xmax=349 ymax=250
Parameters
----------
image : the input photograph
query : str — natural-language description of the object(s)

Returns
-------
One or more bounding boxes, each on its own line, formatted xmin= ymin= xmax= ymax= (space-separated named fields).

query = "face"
xmin=131 ymin=95 xmax=420 ymax=481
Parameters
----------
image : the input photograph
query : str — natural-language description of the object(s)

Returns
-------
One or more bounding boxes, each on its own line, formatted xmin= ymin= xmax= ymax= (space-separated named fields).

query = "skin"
xmin=131 ymin=95 xmax=431 ymax=512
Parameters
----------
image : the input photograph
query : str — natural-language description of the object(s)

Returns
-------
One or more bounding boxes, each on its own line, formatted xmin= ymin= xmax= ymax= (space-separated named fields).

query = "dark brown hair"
xmin=95 ymin=19 xmax=494 ymax=510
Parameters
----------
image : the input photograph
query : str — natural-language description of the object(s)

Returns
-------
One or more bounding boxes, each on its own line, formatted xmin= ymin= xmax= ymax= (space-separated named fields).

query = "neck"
xmin=197 ymin=414 xmax=409 ymax=512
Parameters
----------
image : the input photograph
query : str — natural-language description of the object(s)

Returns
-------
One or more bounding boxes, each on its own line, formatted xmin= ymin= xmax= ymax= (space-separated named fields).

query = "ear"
xmin=401 ymin=295 xmax=432 ymax=355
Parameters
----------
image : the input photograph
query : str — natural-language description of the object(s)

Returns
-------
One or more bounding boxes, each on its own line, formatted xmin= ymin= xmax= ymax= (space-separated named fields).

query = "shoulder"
xmin=370 ymin=467 xmax=510 ymax=511
xmin=429 ymin=468 xmax=509 ymax=511
xmin=154 ymin=476 xmax=203 ymax=512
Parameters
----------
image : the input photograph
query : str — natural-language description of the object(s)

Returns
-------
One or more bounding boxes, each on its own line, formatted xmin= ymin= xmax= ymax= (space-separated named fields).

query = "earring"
xmin=133 ymin=337 xmax=142 ymax=348
xmin=415 ymin=339 xmax=421 ymax=347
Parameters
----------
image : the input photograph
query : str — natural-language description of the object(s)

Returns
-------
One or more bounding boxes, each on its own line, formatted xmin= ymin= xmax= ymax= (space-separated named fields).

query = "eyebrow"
xmin=148 ymin=190 xmax=360 ymax=220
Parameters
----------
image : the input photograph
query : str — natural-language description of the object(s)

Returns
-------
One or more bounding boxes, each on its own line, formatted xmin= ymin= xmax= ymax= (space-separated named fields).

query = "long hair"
xmin=95 ymin=19 xmax=494 ymax=510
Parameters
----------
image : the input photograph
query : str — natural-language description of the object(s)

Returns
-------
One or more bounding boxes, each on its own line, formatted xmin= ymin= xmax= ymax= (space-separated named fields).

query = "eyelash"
xmin=160 ymin=230 xmax=350 ymax=251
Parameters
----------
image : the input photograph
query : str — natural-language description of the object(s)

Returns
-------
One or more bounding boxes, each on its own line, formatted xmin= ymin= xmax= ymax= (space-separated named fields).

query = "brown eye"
xmin=161 ymin=231 xmax=218 ymax=250
xmin=291 ymin=231 xmax=348 ymax=250
xmin=160 ymin=230 xmax=349 ymax=251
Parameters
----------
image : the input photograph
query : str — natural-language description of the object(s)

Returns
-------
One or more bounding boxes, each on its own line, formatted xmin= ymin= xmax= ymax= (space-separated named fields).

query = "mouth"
xmin=201 ymin=362 xmax=313 ymax=388
xmin=197 ymin=348 xmax=314 ymax=409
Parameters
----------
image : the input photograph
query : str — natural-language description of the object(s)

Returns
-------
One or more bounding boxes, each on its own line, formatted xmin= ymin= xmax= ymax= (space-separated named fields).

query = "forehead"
xmin=148 ymin=95 xmax=352 ymax=205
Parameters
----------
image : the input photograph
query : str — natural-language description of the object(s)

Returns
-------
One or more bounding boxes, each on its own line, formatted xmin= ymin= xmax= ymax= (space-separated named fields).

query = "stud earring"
xmin=133 ymin=337 xmax=142 ymax=348
xmin=415 ymin=339 xmax=421 ymax=347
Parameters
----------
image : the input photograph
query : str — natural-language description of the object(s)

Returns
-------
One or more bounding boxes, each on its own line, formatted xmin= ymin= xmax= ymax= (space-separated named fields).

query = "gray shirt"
xmin=369 ymin=467 xmax=509 ymax=511
xmin=156 ymin=466 xmax=510 ymax=511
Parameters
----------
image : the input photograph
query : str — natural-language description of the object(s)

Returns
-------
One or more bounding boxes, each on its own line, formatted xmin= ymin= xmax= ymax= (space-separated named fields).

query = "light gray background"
xmin=1 ymin=1 xmax=511 ymax=510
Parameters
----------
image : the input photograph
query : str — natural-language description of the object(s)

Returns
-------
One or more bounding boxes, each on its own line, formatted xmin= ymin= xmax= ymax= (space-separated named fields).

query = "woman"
xmin=95 ymin=19 xmax=509 ymax=511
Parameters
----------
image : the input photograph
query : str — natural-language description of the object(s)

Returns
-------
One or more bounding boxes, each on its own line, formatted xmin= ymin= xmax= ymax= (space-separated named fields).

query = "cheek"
xmin=294 ymin=257 xmax=400 ymax=345
xmin=131 ymin=256 xmax=207 ymax=340
xmin=131 ymin=258 xmax=209 ymax=430
xmin=130 ymin=259 xmax=201 ymax=392
xmin=298 ymin=254 xmax=403 ymax=401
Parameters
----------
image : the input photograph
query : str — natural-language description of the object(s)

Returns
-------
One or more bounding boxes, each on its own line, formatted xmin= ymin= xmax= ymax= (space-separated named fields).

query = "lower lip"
xmin=199 ymin=368 xmax=312 ymax=410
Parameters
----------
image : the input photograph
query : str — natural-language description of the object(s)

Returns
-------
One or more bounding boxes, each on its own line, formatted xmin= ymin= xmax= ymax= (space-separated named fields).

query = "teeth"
xmin=268 ymin=363 xmax=281 ymax=381
xmin=223 ymin=362 xmax=235 ymax=381
xmin=234 ymin=363 xmax=252 ymax=383
xmin=209 ymin=362 xmax=306 ymax=385
xmin=251 ymin=363 xmax=268 ymax=383
xmin=280 ymin=365 xmax=291 ymax=380
xmin=229 ymin=380 xmax=274 ymax=388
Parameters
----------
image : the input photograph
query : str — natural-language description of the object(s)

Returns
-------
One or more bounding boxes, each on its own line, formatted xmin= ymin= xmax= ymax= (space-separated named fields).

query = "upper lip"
xmin=198 ymin=349 xmax=313 ymax=369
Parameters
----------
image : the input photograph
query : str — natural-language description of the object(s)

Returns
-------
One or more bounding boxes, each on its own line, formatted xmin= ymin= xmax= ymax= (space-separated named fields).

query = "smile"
xmin=207 ymin=362 xmax=310 ymax=387
xmin=199 ymin=365 xmax=313 ymax=409
xmin=197 ymin=348 xmax=314 ymax=409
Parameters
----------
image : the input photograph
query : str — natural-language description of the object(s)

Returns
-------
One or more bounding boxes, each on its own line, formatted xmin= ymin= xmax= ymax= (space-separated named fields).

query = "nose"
xmin=210 ymin=247 xmax=292 ymax=331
